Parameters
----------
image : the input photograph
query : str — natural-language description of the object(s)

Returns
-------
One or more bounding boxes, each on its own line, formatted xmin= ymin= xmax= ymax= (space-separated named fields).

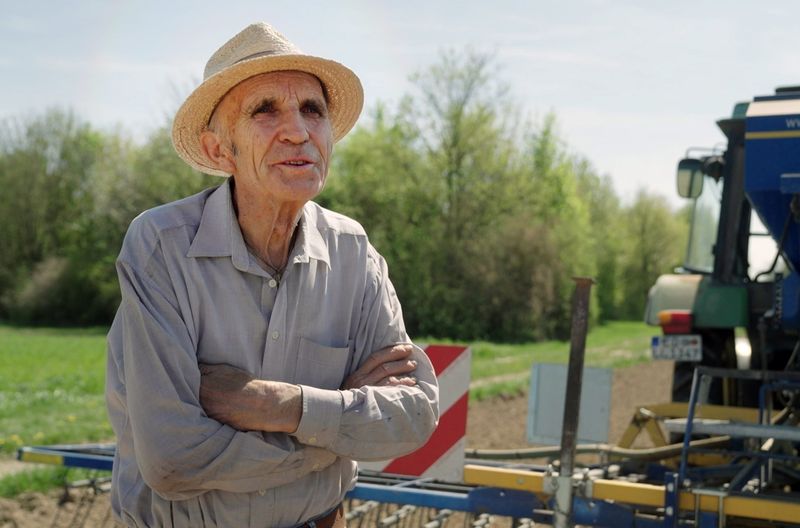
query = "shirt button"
xmin=258 ymin=489 xmax=266 ymax=496
xmin=268 ymin=279 xmax=277 ymax=288
xmin=272 ymin=331 xmax=280 ymax=340
xmin=308 ymin=436 xmax=317 ymax=445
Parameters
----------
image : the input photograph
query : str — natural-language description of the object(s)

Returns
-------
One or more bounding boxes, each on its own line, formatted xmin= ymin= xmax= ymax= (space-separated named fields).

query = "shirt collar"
xmin=292 ymin=205 xmax=330 ymax=269
xmin=187 ymin=180 xmax=330 ymax=270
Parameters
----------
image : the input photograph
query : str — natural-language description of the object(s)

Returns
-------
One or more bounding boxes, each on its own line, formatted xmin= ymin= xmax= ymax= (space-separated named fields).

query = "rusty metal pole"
xmin=553 ymin=277 xmax=595 ymax=528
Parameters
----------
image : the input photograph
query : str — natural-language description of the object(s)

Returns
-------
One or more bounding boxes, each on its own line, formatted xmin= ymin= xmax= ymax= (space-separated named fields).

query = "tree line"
xmin=0 ymin=52 xmax=687 ymax=341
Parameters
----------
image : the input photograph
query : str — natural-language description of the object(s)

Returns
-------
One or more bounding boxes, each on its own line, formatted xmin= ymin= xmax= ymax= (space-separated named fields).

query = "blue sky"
xmin=2 ymin=1 xmax=798 ymax=205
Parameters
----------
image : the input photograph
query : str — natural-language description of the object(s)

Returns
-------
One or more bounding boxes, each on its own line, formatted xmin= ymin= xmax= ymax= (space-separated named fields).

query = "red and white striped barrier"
xmin=359 ymin=344 xmax=471 ymax=482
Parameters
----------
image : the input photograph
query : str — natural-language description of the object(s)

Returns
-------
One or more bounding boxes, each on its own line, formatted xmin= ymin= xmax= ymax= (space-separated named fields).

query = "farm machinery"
xmin=17 ymin=87 xmax=800 ymax=526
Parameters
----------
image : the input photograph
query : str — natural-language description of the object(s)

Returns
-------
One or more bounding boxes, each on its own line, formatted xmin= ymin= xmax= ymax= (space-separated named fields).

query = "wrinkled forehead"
xmin=209 ymin=70 xmax=328 ymax=129
xmin=231 ymin=70 xmax=326 ymax=106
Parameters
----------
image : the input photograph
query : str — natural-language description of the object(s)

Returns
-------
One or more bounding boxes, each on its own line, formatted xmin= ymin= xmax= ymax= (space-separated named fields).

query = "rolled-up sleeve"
xmin=107 ymin=226 xmax=336 ymax=501
xmin=292 ymin=247 xmax=439 ymax=460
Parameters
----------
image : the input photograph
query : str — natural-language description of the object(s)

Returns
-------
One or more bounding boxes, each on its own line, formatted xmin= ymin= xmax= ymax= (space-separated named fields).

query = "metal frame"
xmin=464 ymin=464 xmax=800 ymax=526
xmin=678 ymin=366 xmax=800 ymax=485
xmin=18 ymin=436 xmax=800 ymax=526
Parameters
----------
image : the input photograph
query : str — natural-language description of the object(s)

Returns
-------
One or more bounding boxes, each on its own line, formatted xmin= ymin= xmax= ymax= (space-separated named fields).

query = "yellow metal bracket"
xmin=464 ymin=464 xmax=800 ymax=525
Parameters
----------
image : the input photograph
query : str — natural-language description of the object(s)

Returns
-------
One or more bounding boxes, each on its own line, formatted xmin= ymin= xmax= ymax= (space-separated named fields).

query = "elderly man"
xmin=105 ymin=22 xmax=438 ymax=528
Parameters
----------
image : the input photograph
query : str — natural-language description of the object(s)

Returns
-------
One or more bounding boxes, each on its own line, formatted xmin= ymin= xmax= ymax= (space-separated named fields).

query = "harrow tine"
xmin=378 ymin=503 xmax=416 ymax=527
xmin=423 ymin=508 xmax=453 ymax=528
xmin=472 ymin=513 xmax=492 ymax=527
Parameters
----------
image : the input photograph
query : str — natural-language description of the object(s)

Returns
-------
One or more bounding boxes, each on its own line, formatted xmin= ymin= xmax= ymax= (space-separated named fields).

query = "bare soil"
xmin=0 ymin=362 xmax=674 ymax=527
xmin=466 ymin=360 xmax=674 ymax=450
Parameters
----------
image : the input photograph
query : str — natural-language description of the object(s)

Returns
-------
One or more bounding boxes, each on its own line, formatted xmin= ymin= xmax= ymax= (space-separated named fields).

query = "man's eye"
xmin=252 ymin=102 xmax=275 ymax=116
xmin=302 ymin=103 xmax=325 ymax=116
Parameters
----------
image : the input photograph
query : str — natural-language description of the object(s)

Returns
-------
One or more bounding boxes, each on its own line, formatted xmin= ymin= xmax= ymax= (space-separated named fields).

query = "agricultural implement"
xmin=18 ymin=86 xmax=800 ymax=526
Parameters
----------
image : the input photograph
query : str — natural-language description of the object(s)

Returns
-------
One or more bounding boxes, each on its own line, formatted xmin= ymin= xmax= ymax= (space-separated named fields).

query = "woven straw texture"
xmin=172 ymin=22 xmax=363 ymax=176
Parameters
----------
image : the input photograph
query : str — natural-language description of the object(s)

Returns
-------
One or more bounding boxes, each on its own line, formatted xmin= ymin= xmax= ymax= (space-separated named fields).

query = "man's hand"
xmin=199 ymin=363 xmax=302 ymax=433
xmin=342 ymin=344 xmax=418 ymax=390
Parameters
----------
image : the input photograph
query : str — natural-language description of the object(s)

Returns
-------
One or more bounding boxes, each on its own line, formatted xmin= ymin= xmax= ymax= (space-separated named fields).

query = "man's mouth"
xmin=281 ymin=159 xmax=312 ymax=166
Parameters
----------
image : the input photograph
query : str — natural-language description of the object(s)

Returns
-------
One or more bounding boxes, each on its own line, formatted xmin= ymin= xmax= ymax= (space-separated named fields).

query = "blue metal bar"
xmin=346 ymin=482 xmax=470 ymax=511
xmin=678 ymin=369 xmax=702 ymax=484
xmin=572 ymin=497 xmax=635 ymax=527
xmin=685 ymin=447 xmax=800 ymax=463
xmin=17 ymin=446 xmax=113 ymax=471
xmin=663 ymin=472 xmax=679 ymax=528
xmin=697 ymin=512 xmax=719 ymax=528
xmin=694 ymin=366 xmax=800 ymax=382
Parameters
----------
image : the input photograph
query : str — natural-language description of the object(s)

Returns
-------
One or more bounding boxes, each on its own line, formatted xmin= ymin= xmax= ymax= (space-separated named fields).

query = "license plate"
xmin=651 ymin=335 xmax=702 ymax=361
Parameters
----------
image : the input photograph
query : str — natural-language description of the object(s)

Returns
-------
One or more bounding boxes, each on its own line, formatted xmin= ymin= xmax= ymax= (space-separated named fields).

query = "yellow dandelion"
xmin=33 ymin=432 xmax=45 ymax=441
xmin=67 ymin=415 xmax=77 ymax=423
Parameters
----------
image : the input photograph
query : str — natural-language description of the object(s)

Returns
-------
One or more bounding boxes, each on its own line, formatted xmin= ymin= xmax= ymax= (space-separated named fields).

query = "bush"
xmin=6 ymin=257 xmax=116 ymax=325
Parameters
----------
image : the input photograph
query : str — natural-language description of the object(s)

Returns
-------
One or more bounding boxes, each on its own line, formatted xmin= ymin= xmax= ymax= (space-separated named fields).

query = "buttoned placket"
xmin=251 ymin=486 xmax=276 ymax=528
xmin=260 ymin=269 xmax=286 ymax=379
xmin=260 ymin=273 xmax=280 ymax=321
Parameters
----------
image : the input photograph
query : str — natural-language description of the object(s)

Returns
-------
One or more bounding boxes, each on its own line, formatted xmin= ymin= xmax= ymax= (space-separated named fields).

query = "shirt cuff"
xmin=292 ymin=385 xmax=343 ymax=448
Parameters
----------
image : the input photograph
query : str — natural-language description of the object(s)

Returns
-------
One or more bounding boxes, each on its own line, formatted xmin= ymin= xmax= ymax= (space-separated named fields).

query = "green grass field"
xmin=0 ymin=325 xmax=112 ymax=456
xmin=0 ymin=320 xmax=656 ymax=495
xmin=430 ymin=320 xmax=655 ymax=400
xmin=0 ymin=321 xmax=655 ymax=453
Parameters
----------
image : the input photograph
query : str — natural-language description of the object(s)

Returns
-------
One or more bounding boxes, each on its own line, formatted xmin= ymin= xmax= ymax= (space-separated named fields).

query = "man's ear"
xmin=200 ymin=129 xmax=236 ymax=174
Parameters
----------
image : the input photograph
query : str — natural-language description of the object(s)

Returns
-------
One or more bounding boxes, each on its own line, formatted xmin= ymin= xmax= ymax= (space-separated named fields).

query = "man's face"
xmin=214 ymin=71 xmax=333 ymax=205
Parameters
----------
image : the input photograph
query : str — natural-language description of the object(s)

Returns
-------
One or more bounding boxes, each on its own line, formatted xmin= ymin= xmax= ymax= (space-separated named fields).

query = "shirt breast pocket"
xmin=294 ymin=337 xmax=351 ymax=389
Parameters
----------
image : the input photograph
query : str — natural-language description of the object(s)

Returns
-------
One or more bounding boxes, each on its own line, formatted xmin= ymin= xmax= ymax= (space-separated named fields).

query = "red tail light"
xmin=658 ymin=310 xmax=693 ymax=334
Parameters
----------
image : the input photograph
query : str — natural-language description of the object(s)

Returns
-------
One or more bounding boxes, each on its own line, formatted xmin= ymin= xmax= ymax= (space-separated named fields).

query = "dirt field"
xmin=0 ymin=361 xmax=674 ymax=527
xmin=466 ymin=360 xmax=674 ymax=450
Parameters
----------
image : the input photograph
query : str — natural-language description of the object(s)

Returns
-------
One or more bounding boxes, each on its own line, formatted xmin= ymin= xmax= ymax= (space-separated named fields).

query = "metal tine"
xmin=472 ymin=513 xmax=492 ymax=527
xmin=379 ymin=503 xmax=416 ymax=527
xmin=346 ymin=500 xmax=379 ymax=521
xmin=423 ymin=508 xmax=453 ymax=528
xmin=463 ymin=512 xmax=473 ymax=528
xmin=347 ymin=499 xmax=379 ymax=528
xmin=64 ymin=492 xmax=92 ymax=528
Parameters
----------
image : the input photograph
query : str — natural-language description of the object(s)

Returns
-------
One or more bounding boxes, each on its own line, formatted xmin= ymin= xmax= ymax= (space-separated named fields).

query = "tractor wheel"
xmin=671 ymin=329 xmax=736 ymax=404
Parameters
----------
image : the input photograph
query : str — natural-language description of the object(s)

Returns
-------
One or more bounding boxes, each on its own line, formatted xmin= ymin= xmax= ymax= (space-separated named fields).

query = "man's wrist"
xmin=259 ymin=381 xmax=303 ymax=433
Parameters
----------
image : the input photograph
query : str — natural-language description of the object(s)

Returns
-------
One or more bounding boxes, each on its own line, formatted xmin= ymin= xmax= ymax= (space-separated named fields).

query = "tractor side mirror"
xmin=677 ymin=158 xmax=704 ymax=198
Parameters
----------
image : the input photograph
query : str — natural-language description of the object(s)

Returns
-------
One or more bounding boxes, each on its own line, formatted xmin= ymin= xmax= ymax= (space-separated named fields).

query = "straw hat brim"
xmin=172 ymin=54 xmax=364 ymax=177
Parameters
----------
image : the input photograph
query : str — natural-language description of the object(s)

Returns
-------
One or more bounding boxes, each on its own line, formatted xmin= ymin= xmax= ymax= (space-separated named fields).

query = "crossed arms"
xmin=106 ymin=226 xmax=439 ymax=501
xmin=199 ymin=344 xmax=422 ymax=434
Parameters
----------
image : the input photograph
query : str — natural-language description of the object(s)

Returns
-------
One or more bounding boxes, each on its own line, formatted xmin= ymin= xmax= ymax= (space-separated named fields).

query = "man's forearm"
xmin=199 ymin=364 xmax=302 ymax=433
xmin=260 ymin=381 xmax=303 ymax=433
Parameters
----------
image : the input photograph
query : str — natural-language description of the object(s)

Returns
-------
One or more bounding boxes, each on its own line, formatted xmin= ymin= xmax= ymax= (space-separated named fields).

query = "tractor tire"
xmin=671 ymin=329 xmax=736 ymax=404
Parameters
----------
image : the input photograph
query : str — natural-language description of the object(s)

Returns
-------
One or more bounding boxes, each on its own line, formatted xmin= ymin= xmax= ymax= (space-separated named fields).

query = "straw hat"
xmin=172 ymin=22 xmax=364 ymax=176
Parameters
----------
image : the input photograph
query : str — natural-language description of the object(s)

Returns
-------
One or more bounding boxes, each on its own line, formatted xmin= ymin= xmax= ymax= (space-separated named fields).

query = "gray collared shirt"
xmin=105 ymin=181 xmax=439 ymax=527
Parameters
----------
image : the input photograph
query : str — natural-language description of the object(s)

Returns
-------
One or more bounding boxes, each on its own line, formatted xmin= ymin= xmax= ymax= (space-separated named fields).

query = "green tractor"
xmin=645 ymin=87 xmax=799 ymax=406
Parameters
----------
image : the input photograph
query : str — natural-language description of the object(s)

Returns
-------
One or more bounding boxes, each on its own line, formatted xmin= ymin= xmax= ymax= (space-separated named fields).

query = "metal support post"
xmin=552 ymin=277 xmax=594 ymax=528
xmin=678 ymin=368 xmax=703 ymax=484
xmin=664 ymin=472 xmax=680 ymax=528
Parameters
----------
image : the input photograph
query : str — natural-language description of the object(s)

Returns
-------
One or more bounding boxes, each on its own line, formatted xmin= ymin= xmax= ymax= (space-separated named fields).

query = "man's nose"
xmin=278 ymin=110 xmax=309 ymax=144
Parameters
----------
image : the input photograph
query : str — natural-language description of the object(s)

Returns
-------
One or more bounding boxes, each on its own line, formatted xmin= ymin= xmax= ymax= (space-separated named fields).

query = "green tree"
xmin=0 ymin=110 xmax=216 ymax=324
xmin=575 ymin=162 xmax=624 ymax=322
xmin=0 ymin=109 xmax=104 ymax=321
xmin=325 ymin=52 xmax=607 ymax=341
xmin=520 ymin=115 xmax=597 ymax=338
xmin=619 ymin=191 xmax=687 ymax=319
